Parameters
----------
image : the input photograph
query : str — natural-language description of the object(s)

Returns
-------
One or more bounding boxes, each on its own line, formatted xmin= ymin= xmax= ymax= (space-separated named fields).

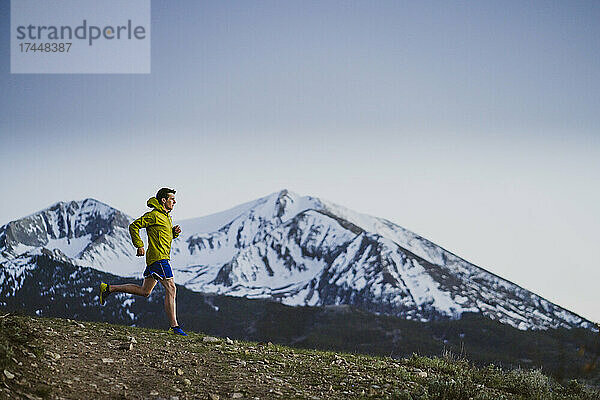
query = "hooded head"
xmin=148 ymin=188 xmax=176 ymax=213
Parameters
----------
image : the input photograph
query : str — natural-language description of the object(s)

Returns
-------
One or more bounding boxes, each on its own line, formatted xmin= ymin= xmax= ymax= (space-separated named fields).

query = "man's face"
xmin=163 ymin=193 xmax=176 ymax=212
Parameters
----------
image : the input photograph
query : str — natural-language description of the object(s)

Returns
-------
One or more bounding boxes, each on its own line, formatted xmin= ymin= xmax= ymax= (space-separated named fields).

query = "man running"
xmin=99 ymin=188 xmax=187 ymax=336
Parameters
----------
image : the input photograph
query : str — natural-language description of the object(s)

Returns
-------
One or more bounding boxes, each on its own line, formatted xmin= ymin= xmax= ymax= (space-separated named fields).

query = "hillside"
xmin=1 ymin=314 xmax=599 ymax=400
xmin=1 ymin=254 xmax=600 ymax=387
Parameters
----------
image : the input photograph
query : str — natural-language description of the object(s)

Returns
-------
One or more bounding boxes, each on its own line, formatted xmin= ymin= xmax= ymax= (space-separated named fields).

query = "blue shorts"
xmin=143 ymin=259 xmax=174 ymax=280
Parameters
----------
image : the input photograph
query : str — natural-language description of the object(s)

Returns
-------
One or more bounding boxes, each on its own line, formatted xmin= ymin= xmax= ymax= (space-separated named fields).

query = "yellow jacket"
xmin=129 ymin=197 xmax=179 ymax=266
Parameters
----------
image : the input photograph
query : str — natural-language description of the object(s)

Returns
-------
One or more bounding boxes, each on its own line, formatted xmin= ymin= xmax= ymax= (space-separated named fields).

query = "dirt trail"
xmin=1 ymin=314 xmax=599 ymax=400
xmin=1 ymin=315 xmax=372 ymax=399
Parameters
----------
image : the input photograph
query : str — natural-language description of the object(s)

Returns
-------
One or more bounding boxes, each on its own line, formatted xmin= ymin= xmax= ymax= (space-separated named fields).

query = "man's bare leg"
xmin=110 ymin=277 xmax=157 ymax=297
xmin=160 ymin=277 xmax=178 ymax=327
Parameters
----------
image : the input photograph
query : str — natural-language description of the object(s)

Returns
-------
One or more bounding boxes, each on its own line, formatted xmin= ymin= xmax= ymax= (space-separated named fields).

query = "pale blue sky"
xmin=1 ymin=1 xmax=599 ymax=322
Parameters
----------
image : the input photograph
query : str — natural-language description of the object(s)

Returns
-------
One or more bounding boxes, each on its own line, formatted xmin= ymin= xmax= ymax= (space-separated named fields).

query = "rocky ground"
xmin=1 ymin=313 xmax=598 ymax=399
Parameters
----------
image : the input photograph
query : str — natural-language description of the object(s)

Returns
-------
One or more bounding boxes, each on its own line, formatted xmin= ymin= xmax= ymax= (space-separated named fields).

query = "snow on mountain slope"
xmin=0 ymin=190 xmax=594 ymax=331
xmin=169 ymin=190 xmax=591 ymax=330
xmin=0 ymin=199 xmax=144 ymax=277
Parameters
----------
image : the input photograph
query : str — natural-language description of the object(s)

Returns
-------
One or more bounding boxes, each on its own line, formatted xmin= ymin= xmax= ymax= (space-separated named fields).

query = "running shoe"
xmin=170 ymin=326 xmax=188 ymax=336
xmin=99 ymin=282 xmax=110 ymax=305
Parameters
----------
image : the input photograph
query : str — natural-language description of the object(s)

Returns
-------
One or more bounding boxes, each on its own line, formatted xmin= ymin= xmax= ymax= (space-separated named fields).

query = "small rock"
xmin=23 ymin=350 xmax=36 ymax=358
xmin=3 ymin=370 xmax=15 ymax=379
xmin=172 ymin=386 xmax=182 ymax=393
xmin=64 ymin=379 xmax=73 ymax=385
xmin=226 ymin=337 xmax=234 ymax=345
xmin=102 ymin=358 xmax=114 ymax=364
xmin=170 ymin=397 xmax=180 ymax=400
xmin=128 ymin=336 xmax=137 ymax=344
xmin=120 ymin=343 xmax=134 ymax=351
xmin=177 ymin=368 xmax=184 ymax=375
xmin=418 ymin=371 xmax=428 ymax=378
xmin=202 ymin=336 xmax=220 ymax=343
xmin=77 ymin=323 xmax=85 ymax=328
xmin=150 ymin=390 xmax=159 ymax=396
xmin=232 ymin=393 xmax=243 ymax=399
xmin=209 ymin=395 xmax=220 ymax=400
xmin=183 ymin=378 xmax=191 ymax=386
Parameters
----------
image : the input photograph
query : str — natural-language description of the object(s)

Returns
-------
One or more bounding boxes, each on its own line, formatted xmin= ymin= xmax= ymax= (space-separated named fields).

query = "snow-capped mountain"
xmin=0 ymin=190 xmax=594 ymax=331
xmin=0 ymin=198 xmax=143 ymax=293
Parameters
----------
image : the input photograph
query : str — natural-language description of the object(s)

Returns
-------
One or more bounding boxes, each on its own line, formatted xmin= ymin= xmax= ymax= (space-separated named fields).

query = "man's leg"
xmin=110 ymin=277 xmax=157 ymax=297
xmin=159 ymin=277 xmax=178 ymax=327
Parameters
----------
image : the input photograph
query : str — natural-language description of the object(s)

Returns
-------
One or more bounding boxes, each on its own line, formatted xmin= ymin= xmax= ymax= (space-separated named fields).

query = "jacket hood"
xmin=147 ymin=197 xmax=168 ymax=214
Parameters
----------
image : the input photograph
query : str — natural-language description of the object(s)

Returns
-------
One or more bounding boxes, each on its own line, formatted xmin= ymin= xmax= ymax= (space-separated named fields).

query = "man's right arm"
xmin=129 ymin=212 xmax=155 ymax=253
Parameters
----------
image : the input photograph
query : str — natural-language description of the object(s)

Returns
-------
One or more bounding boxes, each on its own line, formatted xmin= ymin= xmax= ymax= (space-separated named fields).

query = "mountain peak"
xmin=0 ymin=197 xmax=130 ymax=261
xmin=43 ymin=198 xmax=119 ymax=217
xmin=1 ymin=191 xmax=594 ymax=331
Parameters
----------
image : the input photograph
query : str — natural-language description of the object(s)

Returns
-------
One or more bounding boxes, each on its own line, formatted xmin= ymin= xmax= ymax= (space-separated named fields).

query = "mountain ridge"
xmin=0 ymin=189 xmax=595 ymax=331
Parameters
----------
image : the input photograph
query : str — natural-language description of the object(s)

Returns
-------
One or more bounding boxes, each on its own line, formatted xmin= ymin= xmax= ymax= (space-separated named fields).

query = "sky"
xmin=1 ymin=1 xmax=599 ymax=322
